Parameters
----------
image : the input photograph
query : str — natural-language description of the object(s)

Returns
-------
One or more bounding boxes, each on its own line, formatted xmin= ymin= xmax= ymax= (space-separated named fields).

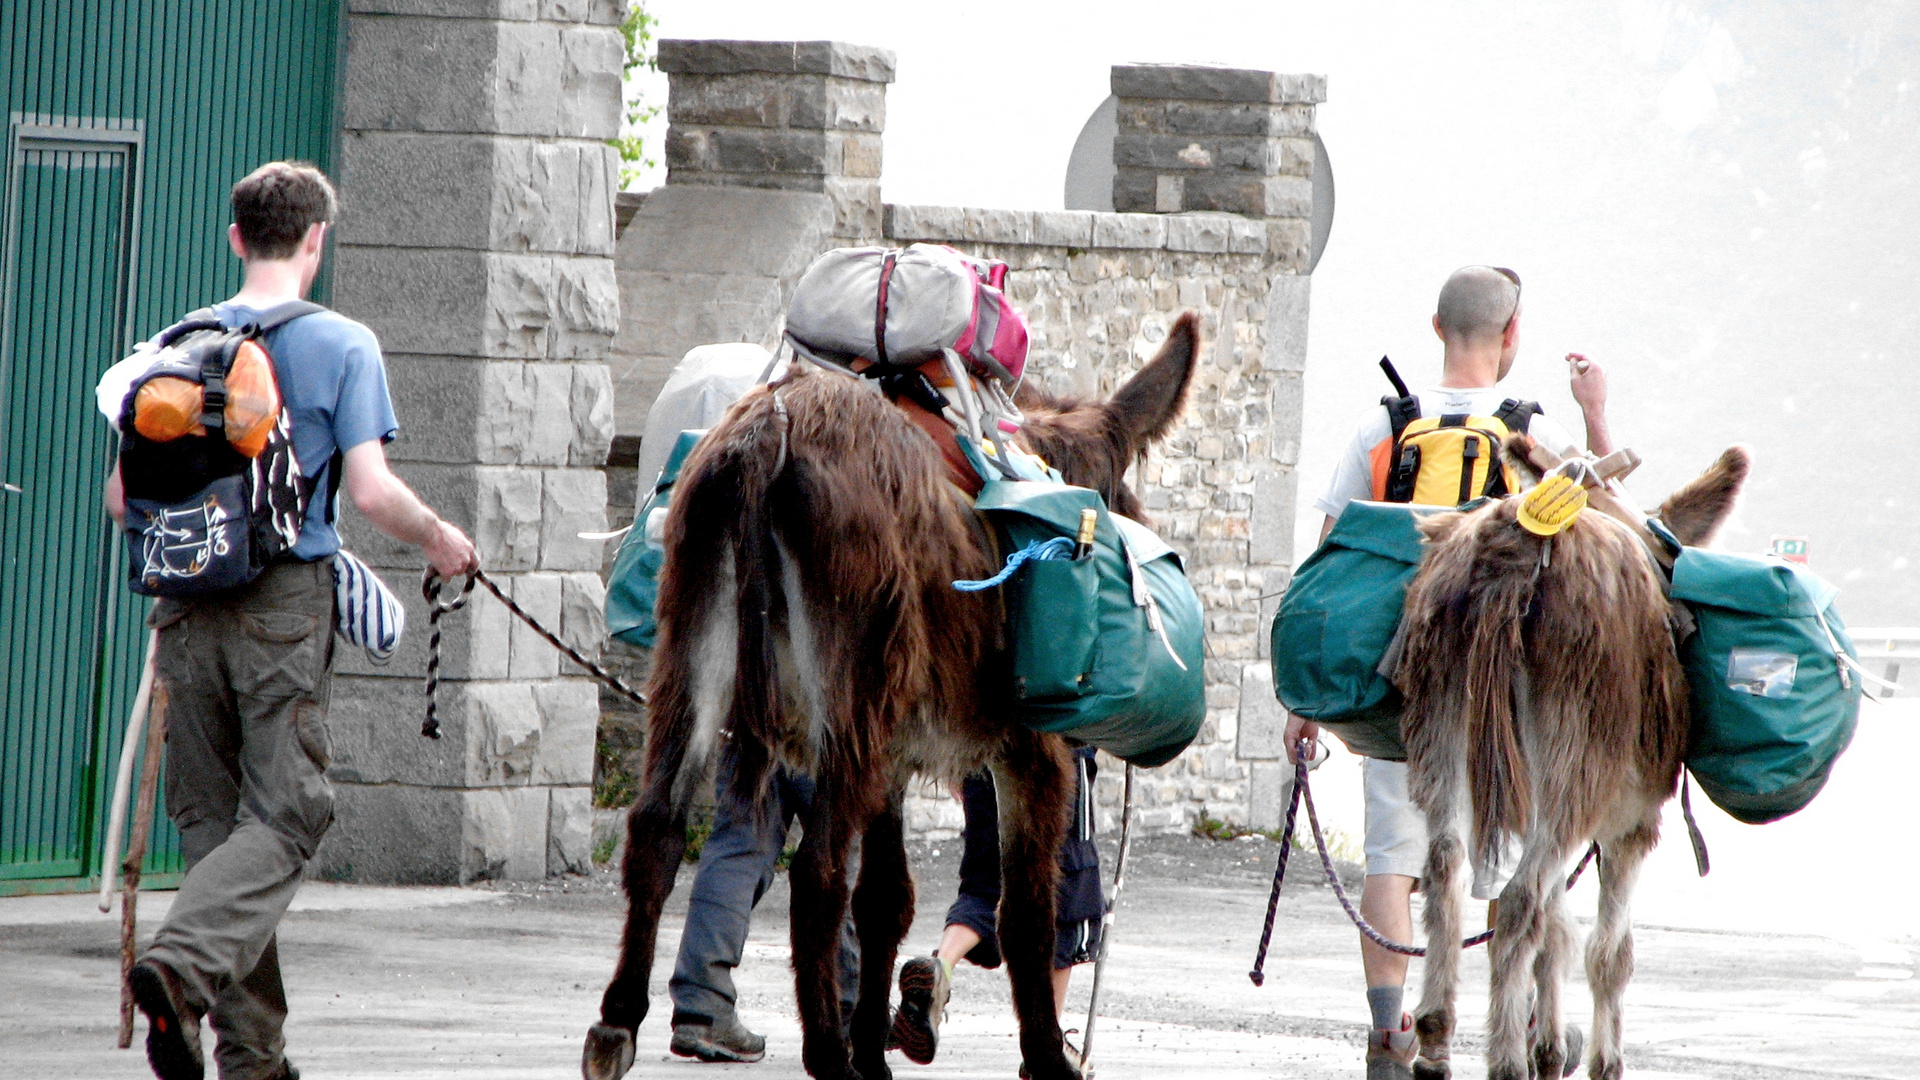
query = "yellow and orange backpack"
xmin=1367 ymin=357 xmax=1541 ymax=506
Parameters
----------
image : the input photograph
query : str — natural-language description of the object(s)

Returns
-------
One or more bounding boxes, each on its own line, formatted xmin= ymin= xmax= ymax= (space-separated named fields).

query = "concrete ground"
xmin=8 ymin=703 xmax=1916 ymax=1079
xmin=4 ymin=823 xmax=1915 ymax=1080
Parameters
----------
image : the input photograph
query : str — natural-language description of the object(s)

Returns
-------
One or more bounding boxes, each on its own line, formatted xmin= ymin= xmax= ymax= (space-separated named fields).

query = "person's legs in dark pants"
xmin=668 ymin=749 xmax=858 ymax=1061
xmin=892 ymin=750 xmax=1103 ymax=1065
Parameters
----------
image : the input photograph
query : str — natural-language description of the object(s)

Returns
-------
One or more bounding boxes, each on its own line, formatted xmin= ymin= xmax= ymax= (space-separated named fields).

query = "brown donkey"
xmin=581 ymin=314 xmax=1202 ymax=1080
xmin=1399 ymin=438 xmax=1750 ymax=1080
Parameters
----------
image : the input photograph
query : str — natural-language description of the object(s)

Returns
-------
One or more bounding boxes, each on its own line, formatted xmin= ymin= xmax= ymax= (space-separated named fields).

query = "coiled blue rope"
xmin=953 ymin=536 xmax=1075 ymax=591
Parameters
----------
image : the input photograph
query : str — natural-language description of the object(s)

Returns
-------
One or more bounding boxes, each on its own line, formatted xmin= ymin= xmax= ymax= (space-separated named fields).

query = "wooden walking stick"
xmin=99 ymin=629 xmax=161 ymax=915
xmin=118 ymin=677 xmax=169 ymax=1049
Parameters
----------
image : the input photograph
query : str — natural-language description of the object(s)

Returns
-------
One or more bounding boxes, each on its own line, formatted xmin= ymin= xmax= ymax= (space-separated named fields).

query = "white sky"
xmin=630 ymin=0 xmax=1919 ymax=625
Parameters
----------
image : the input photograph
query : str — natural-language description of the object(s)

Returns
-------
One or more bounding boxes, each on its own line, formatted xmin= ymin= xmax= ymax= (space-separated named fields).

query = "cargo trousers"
xmin=140 ymin=560 xmax=336 ymax=1080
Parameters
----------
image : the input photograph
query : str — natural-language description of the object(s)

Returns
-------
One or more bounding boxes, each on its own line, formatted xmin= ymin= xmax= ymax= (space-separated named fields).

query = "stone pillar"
xmin=1110 ymin=64 xmax=1323 ymax=265
xmin=317 ymin=0 xmax=623 ymax=884
xmin=1107 ymin=64 xmax=1324 ymax=828
xmin=659 ymin=38 xmax=893 ymax=241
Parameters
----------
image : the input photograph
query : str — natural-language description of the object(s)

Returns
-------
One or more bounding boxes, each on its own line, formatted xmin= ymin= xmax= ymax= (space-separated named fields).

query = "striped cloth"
xmin=331 ymin=548 xmax=404 ymax=660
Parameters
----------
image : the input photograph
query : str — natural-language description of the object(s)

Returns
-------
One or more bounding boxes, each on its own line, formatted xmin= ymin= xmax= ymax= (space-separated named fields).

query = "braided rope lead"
xmin=421 ymin=568 xmax=649 ymax=740
xmin=1248 ymin=758 xmax=1305 ymax=986
xmin=420 ymin=570 xmax=475 ymax=739
xmin=1253 ymin=740 xmax=1599 ymax=963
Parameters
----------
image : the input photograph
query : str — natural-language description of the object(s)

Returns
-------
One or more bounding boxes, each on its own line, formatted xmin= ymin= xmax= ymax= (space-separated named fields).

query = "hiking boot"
xmin=1366 ymin=1013 xmax=1417 ymax=1080
xmin=669 ymin=1014 xmax=767 ymax=1063
xmin=128 ymin=959 xmax=204 ymax=1080
xmin=886 ymin=955 xmax=950 ymax=1065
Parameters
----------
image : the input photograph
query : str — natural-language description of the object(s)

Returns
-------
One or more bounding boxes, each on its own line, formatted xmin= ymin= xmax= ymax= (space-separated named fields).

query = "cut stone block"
xmin=658 ymin=39 xmax=897 ymax=83
xmin=1263 ymin=273 xmax=1310 ymax=371
xmin=1111 ymin=64 xmax=1326 ymax=106
xmin=548 ymin=786 xmax=594 ymax=875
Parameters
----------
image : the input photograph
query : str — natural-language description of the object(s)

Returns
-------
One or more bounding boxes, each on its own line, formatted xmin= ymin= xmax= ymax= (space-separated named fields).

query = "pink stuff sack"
xmin=784 ymin=244 xmax=1030 ymax=387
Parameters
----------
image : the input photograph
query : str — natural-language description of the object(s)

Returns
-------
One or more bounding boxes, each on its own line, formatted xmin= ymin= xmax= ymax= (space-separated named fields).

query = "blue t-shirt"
xmin=213 ymin=302 xmax=398 ymax=560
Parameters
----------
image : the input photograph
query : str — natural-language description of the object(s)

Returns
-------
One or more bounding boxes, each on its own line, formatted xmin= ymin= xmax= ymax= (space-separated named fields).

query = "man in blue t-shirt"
xmin=105 ymin=162 xmax=477 ymax=1080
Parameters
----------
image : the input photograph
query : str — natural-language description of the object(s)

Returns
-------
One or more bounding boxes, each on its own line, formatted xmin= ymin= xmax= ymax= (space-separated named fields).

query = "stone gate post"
xmin=316 ymin=0 xmax=624 ymax=883
xmin=1110 ymin=64 xmax=1323 ymax=830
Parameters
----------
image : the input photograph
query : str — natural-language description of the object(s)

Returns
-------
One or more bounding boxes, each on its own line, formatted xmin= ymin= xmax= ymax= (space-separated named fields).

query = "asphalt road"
xmin=4 ymin=821 xmax=1914 ymax=1080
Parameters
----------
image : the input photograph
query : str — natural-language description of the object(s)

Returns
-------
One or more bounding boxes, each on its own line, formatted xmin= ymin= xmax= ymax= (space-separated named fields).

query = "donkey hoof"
xmin=1413 ymin=1058 xmax=1452 ymax=1080
xmin=582 ymin=1023 xmax=636 ymax=1080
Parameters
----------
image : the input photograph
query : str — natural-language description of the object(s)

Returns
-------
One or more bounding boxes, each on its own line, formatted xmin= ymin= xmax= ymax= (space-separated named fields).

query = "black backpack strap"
xmin=1492 ymin=398 xmax=1541 ymax=436
xmin=1381 ymin=393 xmax=1421 ymax=440
xmin=324 ymin=448 xmax=345 ymax=524
xmin=248 ymin=300 xmax=326 ymax=334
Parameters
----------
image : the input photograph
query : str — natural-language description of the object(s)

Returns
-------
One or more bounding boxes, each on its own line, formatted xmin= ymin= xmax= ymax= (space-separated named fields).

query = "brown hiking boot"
xmin=128 ymin=958 xmax=205 ymax=1080
xmin=886 ymin=955 xmax=950 ymax=1065
xmin=1367 ymin=1013 xmax=1417 ymax=1080
xmin=669 ymin=1013 xmax=767 ymax=1063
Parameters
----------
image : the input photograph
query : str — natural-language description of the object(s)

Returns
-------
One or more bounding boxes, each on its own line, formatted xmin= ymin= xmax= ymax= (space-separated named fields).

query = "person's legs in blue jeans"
xmin=669 ymin=746 xmax=858 ymax=1052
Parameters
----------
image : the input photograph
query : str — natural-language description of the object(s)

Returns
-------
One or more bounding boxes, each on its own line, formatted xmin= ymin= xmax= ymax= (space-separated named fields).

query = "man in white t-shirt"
xmin=1288 ymin=265 xmax=1611 ymax=1080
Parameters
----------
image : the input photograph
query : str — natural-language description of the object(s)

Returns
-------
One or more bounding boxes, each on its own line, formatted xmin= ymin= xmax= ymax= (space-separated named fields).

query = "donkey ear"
xmin=1107 ymin=310 xmax=1200 ymax=447
xmin=1657 ymin=445 xmax=1751 ymax=548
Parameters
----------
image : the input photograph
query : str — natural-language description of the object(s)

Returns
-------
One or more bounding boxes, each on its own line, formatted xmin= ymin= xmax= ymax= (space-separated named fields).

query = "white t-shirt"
xmin=1312 ymin=386 xmax=1581 ymax=520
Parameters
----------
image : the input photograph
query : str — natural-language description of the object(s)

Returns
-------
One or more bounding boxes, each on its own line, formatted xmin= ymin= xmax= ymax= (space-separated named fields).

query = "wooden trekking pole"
xmin=99 ymin=630 xmax=160 ymax=914
xmin=118 ymin=677 xmax=169 ymax=1049
xmin=1078 ymin=763 xmax=1137 ymax=1076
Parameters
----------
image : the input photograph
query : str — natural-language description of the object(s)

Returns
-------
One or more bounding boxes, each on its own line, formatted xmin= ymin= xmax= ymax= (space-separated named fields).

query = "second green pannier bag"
xmin=1269 ymin=501 xmax=1445 ymax=761
xmin=1673 ymin=549 xmax=1863 ymax=824
xmin=975 ymin=480 xmax=1206 ymax=768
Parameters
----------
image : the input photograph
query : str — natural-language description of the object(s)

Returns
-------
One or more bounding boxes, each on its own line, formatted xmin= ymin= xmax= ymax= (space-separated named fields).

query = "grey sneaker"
xmin=669 ymin=1014 xmax=767 ymax=1063
xmin=887 ymin=955 xmax=951 ymax=1065
xmin=1366 ymin=1013 xmax=1416 ymax=1080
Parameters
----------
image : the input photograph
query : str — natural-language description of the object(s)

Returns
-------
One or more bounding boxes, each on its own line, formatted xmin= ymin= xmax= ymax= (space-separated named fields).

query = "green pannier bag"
xmin=1673 ymin=549 xmax=1863 ymax=824
xmin=975 ymin=480 xmax=1206 ymax=768
xmin=1269 ymin=501 xmax=1445 ymax=761
xmin=605 ymin=430 xmax=706 ymax=649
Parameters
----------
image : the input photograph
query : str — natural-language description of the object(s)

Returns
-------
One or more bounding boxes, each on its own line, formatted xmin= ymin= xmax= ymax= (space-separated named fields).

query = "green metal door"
xmin=0 ymin=1 xmax=341 ymax=896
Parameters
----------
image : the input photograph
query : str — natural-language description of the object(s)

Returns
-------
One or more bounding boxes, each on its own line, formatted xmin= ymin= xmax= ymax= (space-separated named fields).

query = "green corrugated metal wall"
xmin=0 ymin=1 xmax=341 ymax=896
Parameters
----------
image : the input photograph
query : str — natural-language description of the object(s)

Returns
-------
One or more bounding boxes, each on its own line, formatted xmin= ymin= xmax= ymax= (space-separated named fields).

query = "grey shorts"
xmin=1362 ymin=758 xmax=1516 ymax=900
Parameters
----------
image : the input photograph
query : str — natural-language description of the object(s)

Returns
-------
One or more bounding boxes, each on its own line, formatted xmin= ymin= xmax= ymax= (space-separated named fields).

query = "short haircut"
xmin=231 ymin=161 xmax=335 ymax=260
xmin=1435 ymin=265 xmax=1522 ymax=340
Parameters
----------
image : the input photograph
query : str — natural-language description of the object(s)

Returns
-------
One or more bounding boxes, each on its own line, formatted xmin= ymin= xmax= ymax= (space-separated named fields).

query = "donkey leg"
xmin=848 ymin=791 xmax=914 ymax=1080
xmin=1413 ymin=815 xmax=1465 ymax=1080
xmin=1586 ymin=821 xmax=1655 ymax=1080
xmin=584 ymin=776 xmax=692 ymax=1079
xmin=990 ymin=734 xmax=1078 ymax=1080
xmin=790 ymin=770 xmax=867 ymax=1080
xmin=1485 ymin=848 xmax=1554 ymax=1080
xmin=1529 ymin=850 xmax=1578 ymax=1080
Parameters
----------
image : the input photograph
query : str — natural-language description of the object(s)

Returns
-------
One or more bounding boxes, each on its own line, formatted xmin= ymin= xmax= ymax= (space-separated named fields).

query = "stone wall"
xmin=317 ymin=0 xmax=624 ymax=883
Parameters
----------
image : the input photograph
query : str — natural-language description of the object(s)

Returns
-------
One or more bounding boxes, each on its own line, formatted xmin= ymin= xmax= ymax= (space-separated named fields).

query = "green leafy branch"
xmin=610 ymin=2 xmax=660 ymax=189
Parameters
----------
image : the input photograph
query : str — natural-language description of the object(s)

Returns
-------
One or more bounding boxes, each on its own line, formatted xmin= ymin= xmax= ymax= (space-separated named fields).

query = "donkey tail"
xmin=663 ymin=389 xmax=788 ymax=809
xmin=1462 ymin=584 xmax=1533 ymax=869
